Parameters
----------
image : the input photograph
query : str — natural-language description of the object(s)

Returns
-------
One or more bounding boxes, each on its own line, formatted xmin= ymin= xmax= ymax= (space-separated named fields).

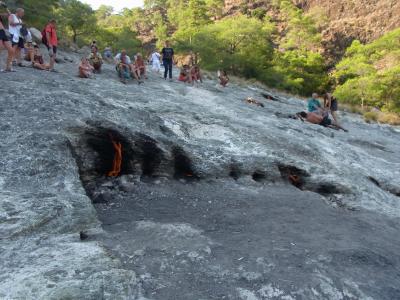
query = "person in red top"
xmin=45 ymin=19 xmax=57 ymax=71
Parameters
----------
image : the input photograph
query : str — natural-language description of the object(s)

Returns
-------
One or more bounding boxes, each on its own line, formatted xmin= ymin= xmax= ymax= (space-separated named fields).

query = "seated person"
xmin=114 ymin=50 xmax=135 ymax=83
xmin=103 ymin=46 xmax=112 ymax=61
xmin=218 ymin=69 xmax=229 ymax=87
xmin=178 ymin=65 xmax=191 ymax=83
xmin=133 ymin=53 xmax=146 ymax=81
xmin=78 ymin=57 xmax=94 ymax=78
xmin=307 ymin=93 xmax=323 ymax=114
xmin=88 ymin=46 xmax=103 ymax=73
xmin=32 ymin=44 xmax=50 ymax=70
xmin=297 ymin=111 xmax=347 ymax=132
xmin=190 ymin=65 xmax=203 ymax=83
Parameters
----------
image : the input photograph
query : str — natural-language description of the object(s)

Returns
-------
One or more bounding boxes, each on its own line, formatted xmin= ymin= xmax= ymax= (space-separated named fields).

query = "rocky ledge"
xmin=0 ymin=49 xmax=399 ymax=299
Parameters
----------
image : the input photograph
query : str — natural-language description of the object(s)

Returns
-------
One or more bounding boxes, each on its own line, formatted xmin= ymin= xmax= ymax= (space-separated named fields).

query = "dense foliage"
xmin=333 ymin=29 xmax=400 ymax=112
xmin=3 ymin=0 xmax=399 ymax=111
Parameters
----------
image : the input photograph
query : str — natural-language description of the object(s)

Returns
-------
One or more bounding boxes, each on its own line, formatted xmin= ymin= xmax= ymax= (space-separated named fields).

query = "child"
xmin=79 ymin=57 xmax=94 ymax=78
xmin=151 ymin=50 xmax=161 ymax=73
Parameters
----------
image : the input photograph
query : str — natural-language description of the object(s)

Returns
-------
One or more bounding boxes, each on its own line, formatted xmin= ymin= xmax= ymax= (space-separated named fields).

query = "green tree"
xmin=192 ymin=15 xmax=274 ymax=77
xmin=333 ymin=28 xmax=400 ymax=112
xmin=57 ymin=0 xmax=97 ymax=43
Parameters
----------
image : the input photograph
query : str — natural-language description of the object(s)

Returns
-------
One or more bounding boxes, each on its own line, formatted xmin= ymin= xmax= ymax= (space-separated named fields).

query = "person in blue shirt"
xmin=307 ymin=93 xmax=323 ymax=113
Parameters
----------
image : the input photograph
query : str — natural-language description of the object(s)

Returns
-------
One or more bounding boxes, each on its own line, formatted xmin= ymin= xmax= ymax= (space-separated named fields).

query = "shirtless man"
xmin=297 ymin=111 xmax=348 ymax=132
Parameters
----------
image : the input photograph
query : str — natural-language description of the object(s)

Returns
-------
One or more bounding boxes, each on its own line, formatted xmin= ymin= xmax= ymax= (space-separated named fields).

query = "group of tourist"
xmin=0 ymin=4 xmax=58 ymax=72
xmin=297 ymin=93 xmax=347 ymax=131
xmin=1 ymin=5 xmax=346 ymax=132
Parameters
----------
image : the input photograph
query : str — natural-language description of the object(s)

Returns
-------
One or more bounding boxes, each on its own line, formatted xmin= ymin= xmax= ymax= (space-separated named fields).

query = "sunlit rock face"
xmin=1 ymin=49 xmax=400 ymax=299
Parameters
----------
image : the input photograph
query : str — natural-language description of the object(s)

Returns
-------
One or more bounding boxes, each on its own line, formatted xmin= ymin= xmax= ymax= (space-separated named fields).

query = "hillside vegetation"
xmin=4 ymin=0 xmax=400 ymax=113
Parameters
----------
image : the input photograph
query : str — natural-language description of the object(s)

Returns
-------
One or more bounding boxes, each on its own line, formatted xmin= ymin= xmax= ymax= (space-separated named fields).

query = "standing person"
xmin=8 ymin=8 xmax=25 ymax=67
xmin=324 ymin=93 xmax=340 ymax=125
xmin=307 ymin=93 xmax=323 ymax=114
xmin=43 ymin=19 xmax=58 ymax=72
xmin=88 ymin=46 xmax=103 ymax=73
xmin=161 ymin=40 xmax=174 ymax=81
xmin=151 ymin=50 xmax=161 ymax=73
xmin=0 ymin=1 xmax=14 ymax=72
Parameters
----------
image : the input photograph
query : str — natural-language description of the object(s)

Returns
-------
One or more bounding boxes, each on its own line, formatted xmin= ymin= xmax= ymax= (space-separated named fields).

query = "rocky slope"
xmin=225 ymin=0 xmax=400 ymax=61
xmin=1 ymin=49 xmax=400 ymax=299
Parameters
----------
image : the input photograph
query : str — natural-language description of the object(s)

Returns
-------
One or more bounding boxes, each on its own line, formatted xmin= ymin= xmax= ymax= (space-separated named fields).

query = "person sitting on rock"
xmin=297 ymin=111 xmax=347 ymax=132
xmin=190 ymin=65 xmax=203 ymax=84
xmin=133 ymin=53 xmax=146 ymax=82
xmin=218 ymin=69 xmax=229 ymax=87
xmin=88 ymin=46 xmax=103 ymax=73
xmin=103 ymin=46 xmax=112 ymax=62
xmin=32 ymin=44 xmax=50 ymax=70
xmin=307 ymin=93 xmax=324 ymax=114
xmin=114 ymin=50 xmax=135 ymax=83
xmin=178 ymin=65 xmax=191 ymax=83
xmin=78 ymin=57 xmax=94 ymax=78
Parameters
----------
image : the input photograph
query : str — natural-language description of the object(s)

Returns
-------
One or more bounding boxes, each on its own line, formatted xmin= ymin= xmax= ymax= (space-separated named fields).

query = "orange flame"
xmin=108 ymin=139 xmax=122 ymax=177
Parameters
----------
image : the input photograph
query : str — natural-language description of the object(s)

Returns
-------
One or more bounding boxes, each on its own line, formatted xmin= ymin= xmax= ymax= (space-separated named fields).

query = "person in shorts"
xmin=324 ymin=93 xmax=340 ymax=125
xmin=44 ymin=19 xmax=58 ymax=71
xmin=0 ymin=2 xmax=14 ymax=71
xmin=8 ymin=7 xmax=25 ymax=66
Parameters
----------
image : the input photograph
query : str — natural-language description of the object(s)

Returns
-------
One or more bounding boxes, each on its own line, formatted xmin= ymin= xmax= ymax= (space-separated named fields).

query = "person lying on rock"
xmin=78 ymin=57 xmax=94 ymax=78
xmin=178 ymin=65 xmax=191 ymax=83
xmin=307 ymin=93 xmax=324 ymax=114
xmin=246 ymin=97 xmax=264 ymax=108
xmin=218 ymin=69 xmax=229 ymax=87
xmin=88 ymin=45 xmax=103 ymax=73
xmin=297 ymin=111 xmax=348 ymax=132
xmin=133 ymin=53 xmax=146 ymax=82
xmin=190 ymin=65 xmax=203 ymax=84
xmin=0 ymin=2 xmax=14 ymax=72
xmin=32 ymin=44 xmax=50 ymax=70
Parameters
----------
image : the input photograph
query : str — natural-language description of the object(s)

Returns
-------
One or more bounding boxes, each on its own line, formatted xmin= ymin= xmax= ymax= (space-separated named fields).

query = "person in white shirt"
xmin=8 ymin=8 xmax=25 ymax=66
xmin=151 ymin=50 xmax=161 ymax=73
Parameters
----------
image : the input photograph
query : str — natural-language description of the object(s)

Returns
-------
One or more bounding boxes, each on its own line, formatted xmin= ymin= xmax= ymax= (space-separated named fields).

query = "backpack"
xmin=41 ymin=27 xmax=48 ymax=45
